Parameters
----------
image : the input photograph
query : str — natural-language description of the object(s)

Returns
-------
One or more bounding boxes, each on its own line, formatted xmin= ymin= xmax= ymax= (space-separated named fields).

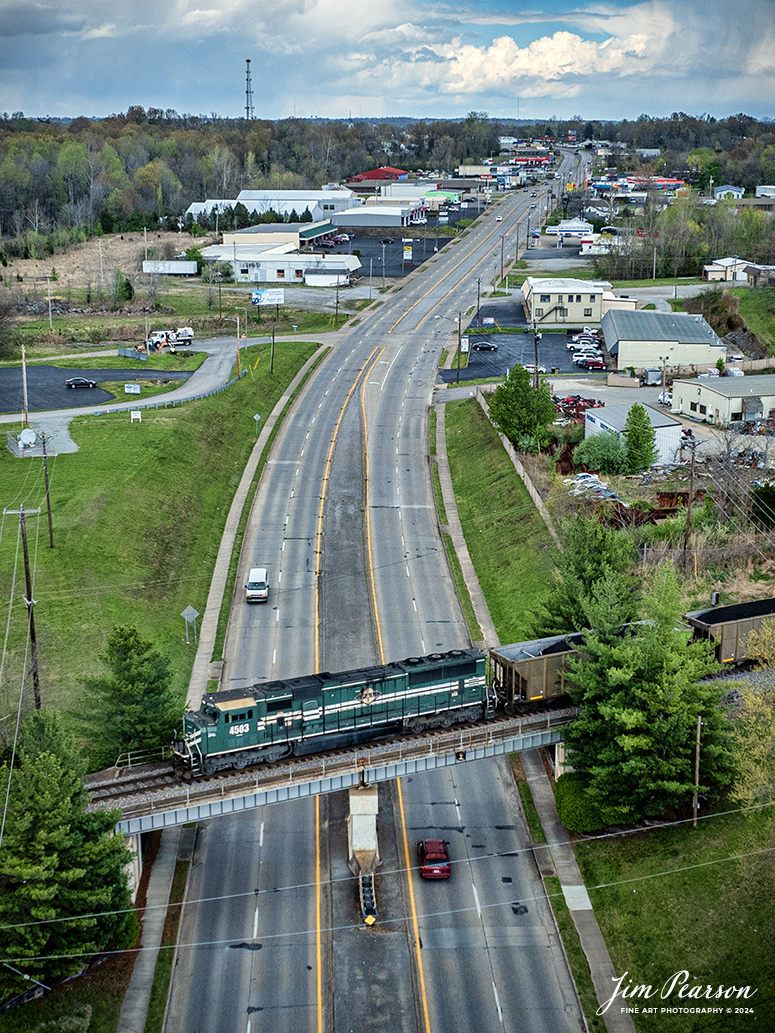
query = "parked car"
xmin=318 ymin=240 xmax=335 ymax=248
xmin=379 ymin=238 xmax=394 ymax=245
xmin=658 ymin=391 xmax=673 ymax=406
xmin=472 ymin=341 xmax=498 ymax=351
xmin=568 ymin=337 xmax=598 ymax=351
xmin=417 ymin=840 xmax=451 ymax=879
xmin=573 ymin=351 xmax=602 ymax=366
xmin=583 ymin=358 xmax=607 ymax=371
xmin=522 ymin=363 xmax=547 ymax=374
xmin=65 ymin=377 xmax=97 ymax=389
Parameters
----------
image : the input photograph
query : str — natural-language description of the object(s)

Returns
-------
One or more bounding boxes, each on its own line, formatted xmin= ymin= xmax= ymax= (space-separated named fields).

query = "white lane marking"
xmin=259 ymin=821 xmax=264 ymax=848
xmin=278 ymin=571 xmax=282 ymax=582
xmin=412 ymin=599 xmax=417 ymax=612
xmin=247 ymin=1021 xmax=251 ymax=1033
xmin=253 ymin=907 xmax=259 ymax=938
xmin=455 ymin=801 xmax=461 ymax=823
xmin=272 ymin=648 xmax=276 ymax=664
xmin=406 ymin=565 xmax=410 ymax=577
xmin=492 ymin=983 xmax=504 ymax=1025
xmin=300 ymin=449 xmax=304 ymax=457
xmin=472 ymin=883 xmax=482 ymax=919
xmin=276 ymin=610 xmax=280 ymax=622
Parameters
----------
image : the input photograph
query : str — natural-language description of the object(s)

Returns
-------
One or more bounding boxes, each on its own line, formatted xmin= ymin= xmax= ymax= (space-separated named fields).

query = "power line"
xmin=2 ymin=799 xmax=772 ymax=936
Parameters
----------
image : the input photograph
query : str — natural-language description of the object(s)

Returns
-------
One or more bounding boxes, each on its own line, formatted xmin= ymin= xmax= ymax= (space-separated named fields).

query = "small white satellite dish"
xmin=19 ymin=429 xmax=37 ymax=446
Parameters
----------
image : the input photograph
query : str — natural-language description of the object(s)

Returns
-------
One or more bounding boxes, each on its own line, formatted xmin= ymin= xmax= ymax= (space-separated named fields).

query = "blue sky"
xmin=1 ymin=0 xmax=773 ymax=122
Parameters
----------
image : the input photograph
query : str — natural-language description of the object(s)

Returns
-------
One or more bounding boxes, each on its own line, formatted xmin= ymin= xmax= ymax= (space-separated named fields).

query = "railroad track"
xmin=86 ymin=706 xmax=578 ymax=819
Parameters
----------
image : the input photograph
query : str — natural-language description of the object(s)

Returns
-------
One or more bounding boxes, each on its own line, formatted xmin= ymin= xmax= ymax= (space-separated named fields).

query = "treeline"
xmin=0 ymin=106 xmax=773 ymax=260
xmin=590 ymin=195 xmax=775 ymax=280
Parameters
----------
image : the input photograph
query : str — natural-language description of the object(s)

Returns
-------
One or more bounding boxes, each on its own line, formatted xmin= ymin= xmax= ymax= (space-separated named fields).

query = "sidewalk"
xmin=521 ymin=749 xmax=635 ymax=1033
xmin=117 ymin=828 xmax=182 ymax=1033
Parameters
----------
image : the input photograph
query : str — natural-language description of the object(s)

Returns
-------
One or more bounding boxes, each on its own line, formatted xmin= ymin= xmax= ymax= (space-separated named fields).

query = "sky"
xmin=1 ymin=0 xmax=773 ymax=123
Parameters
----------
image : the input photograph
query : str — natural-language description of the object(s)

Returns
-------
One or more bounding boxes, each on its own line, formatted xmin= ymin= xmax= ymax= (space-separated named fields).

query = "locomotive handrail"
xmin=109 ymin=708 xmax=578 ymax=822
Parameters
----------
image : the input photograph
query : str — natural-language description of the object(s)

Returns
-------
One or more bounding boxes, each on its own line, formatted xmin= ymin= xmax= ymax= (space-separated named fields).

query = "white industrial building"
xmin=584 ymin=403 xmax=683 ymax=466
xmin=333 ymin=205 xmax=414 ymax=228
xmin=671 ymin=375 xmax=775 ymax=426
xmin=545 ymin=218 xmax=594 ymax=237
xmin=185 ymin=188 xmax=361 ymax=223
xmin=200 ymin=242 xmax=360 ymax=286
xmin=601 ymin=310 xmax=726 ymax=371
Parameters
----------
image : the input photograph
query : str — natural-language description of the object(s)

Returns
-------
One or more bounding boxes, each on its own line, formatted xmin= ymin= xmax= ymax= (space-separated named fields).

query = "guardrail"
xmin=91 ymin=368 xmax=249 ymax=418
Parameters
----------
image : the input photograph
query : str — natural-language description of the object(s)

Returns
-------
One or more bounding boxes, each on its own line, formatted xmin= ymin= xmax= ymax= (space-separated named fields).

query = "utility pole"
xmin=500 ymin=235 xmax=505 ymax=283
xmin=4 ymin=505 xmax=42 ymax=709
xmin=476 ymin=277 xmax=481 ymax=324
xmin=683 ymin=438 xmax=697 ymax=565
xmin=693 ymin=714 xmax=702 ymax=828
xmin=40 ymin=434 xmax=54 ymax=548
xmin=270 ymin=327 xmax=275 ymax=374
xmin=21 ymin=340 xmax=29 ymax=427
xmin=533 ymin=324 xmax=541 ymax=391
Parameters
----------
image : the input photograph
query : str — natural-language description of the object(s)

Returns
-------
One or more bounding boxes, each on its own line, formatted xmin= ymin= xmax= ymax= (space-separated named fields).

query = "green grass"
xmin=732 ymin=286 xmax=775 ymax=351
xmin=144 ymin=859 xmax=190 ymax=1033
xmin=575 ymin=807 xmax=775 ymax=1033
xmin=0 ymin=339 xmax=317 ymax=730
xmin=96 ymin=379 xmax=187 ymax=402
xmin=444 ymin=398 xmax=555 ymax=641
xmin=544 ymin=876 xmax=607 ymax=1033
xmin=516 ymin=774 xmax=548 ymax=845
xmin=442 ymin=537 xmax=480 ymax=642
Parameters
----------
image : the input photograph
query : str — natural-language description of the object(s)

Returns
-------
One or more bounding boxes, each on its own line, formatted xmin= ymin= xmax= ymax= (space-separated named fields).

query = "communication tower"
xmin=245 ymin=59 xmax=254 ymax=121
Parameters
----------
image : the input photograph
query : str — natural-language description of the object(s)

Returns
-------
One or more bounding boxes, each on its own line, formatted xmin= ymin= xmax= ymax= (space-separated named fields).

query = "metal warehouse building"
xmin=601 ymin=310 xmax=727 ymax=370
xmin=672 ymin=375 xmax=775 ymax=425
xmin=585 ymin=403 xmax=683 ymax=465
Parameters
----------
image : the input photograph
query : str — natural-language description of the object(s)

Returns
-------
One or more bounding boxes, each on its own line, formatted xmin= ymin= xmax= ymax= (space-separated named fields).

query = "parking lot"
xmin=438 ymin=329 xmax=608 ymax=383
xmin=322 ymin=205 xmax=480 ymax=280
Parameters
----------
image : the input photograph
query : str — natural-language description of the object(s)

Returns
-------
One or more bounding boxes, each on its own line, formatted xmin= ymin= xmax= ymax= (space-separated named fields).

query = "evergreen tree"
xmin=0 ymin=711 xmax=136 ymax=996
xmin=564 ymin=567 xmax=730 ymax=824
xmin=623 ymin=402 xmax=659 ymax=472
xmin=487 ymin=363 xmax=556 ymax=448
xmin=82 ymin=626 xmax=182 ymax=768
xmin=529 ymin=516 xmax=637 ymax=635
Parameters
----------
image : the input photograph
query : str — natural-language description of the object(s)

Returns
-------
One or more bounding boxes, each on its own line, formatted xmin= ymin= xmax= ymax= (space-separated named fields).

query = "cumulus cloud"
xmin=0 ymin=0 xmax=772 ymax=119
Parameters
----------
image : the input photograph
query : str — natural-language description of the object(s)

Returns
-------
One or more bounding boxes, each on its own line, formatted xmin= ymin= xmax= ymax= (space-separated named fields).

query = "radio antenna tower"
xmin=245 ymin=59 xmax=254 ymax=120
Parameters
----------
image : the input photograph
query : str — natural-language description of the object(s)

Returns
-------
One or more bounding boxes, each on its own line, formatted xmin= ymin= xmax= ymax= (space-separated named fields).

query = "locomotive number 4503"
xmin=229 ymin=723 xmax=251 ymax=736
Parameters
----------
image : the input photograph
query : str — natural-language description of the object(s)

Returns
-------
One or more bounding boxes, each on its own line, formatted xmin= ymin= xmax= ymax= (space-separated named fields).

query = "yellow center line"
xmin=314 ymin=346 xmax=381 ymax=672
xmin=315 ymin=794 xmax=323 ymax=1033
xmin=360 ymin=347 xmax=386 ymax=665
xmin=397 ymin=778 xmax=432 ymax=1033
xmin=388 ymin=210 xmax=528 ymax=335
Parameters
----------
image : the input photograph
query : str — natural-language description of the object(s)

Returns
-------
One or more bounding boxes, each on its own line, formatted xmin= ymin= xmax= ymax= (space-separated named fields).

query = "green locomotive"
xmin=172 ymin=649 xmax=490 ymax=778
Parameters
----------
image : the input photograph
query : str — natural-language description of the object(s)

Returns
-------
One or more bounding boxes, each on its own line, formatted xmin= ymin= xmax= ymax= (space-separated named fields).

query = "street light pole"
xmin=476 ymin=277 xmax=481 ymax=324
xmin=381 ymin=242 xmax=386 ymax=288
xmin=456 ymin=310 xmax=462 ymax=385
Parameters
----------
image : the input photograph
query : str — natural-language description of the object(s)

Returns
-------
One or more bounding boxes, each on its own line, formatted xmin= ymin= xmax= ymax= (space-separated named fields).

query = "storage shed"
xmin=584 ymin=403 xmax=683 ymax=466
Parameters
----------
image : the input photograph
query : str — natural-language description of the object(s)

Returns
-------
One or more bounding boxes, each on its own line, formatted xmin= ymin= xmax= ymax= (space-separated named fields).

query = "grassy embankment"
xmin=443 ymin=397 xmax=555 ymax=641
xmin=0 ymin=339 xmax=317 ymax=726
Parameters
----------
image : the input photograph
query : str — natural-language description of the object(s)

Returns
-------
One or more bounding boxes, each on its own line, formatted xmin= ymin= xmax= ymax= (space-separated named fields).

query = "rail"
xmin=103 ymin=708 xmax=577 ymax=826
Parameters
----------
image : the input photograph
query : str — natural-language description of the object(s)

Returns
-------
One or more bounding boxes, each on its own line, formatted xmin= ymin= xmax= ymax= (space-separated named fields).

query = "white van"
xmin=245 ymin=567 xmax=269 ymax=603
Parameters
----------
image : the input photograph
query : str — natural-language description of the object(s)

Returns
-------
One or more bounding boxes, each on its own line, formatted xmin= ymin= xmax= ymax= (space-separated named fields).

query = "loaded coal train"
xmin=172 ymin=598 xmax=775 ymax=779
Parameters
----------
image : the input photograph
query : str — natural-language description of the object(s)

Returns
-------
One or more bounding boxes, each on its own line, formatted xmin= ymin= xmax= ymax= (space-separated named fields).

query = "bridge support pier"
xmin=125 ymin=833 xmax=143 ymax=903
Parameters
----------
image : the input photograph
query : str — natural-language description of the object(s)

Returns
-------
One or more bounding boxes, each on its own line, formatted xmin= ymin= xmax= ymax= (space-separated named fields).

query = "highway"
xmin=166 ymin=157 xmax=585 ymax=1033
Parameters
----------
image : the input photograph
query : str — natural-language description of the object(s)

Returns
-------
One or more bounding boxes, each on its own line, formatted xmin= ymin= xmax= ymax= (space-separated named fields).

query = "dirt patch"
xmin=5 ymin=231 xmax=217 ymax=291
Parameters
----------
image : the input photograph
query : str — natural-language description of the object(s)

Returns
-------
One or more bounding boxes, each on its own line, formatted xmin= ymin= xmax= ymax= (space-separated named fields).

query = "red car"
xmin=417 ymin=839 xmax=451 ymax=879
xmin=584 ymin=358 xmax=607 ymax=370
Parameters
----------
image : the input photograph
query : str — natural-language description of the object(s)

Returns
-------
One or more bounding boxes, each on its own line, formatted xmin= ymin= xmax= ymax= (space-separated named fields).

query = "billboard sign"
xmin=252 ymin=288 xmax=285 ymax=306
